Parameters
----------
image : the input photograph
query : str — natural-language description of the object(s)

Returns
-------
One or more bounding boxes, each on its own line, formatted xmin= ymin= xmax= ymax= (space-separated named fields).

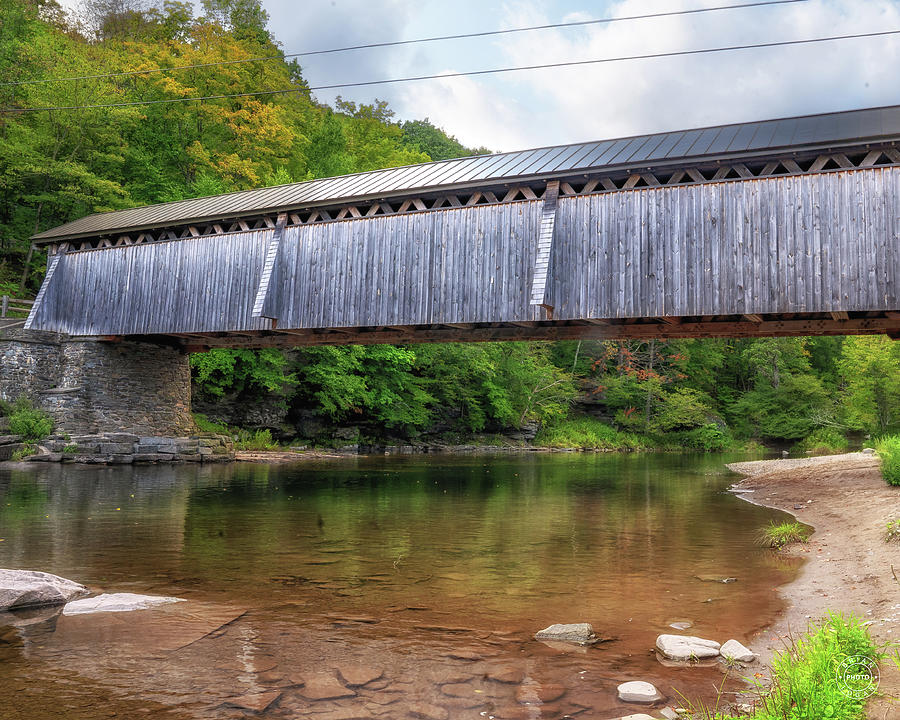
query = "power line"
xmin=3 ymin=28 xmax=896 ymax=114
xmin=0 ymin=0 xmax=808 ymax=88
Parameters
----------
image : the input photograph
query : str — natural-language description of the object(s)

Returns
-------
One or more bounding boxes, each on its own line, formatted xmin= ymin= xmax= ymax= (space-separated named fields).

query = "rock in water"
xmin=655 ymin=634 xmax=721 ymax=661
xmin=617 ymin=681 xmax=664 ymax=703
xmin=62 ymin=593 xmax=183 ymax=615
xmin=719 ymin=639 xmax=757 ymax=663
xmin=0 ymin=569 xmax=89 ymax=610
xmin=533 ymin=623 xmax=598 ymax=645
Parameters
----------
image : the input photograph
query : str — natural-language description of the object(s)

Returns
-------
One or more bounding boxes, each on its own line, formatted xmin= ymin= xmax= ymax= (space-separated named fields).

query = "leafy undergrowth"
xmin=876 ymin=435 xmax=900 ymax=486
xmin=793 ymin=428 xmax=849 ymax=456
xmin=533 ymin=417 xmax=647 ymax=451
xmin=2 ymin=396 xmax=53 ymax=440
xmin=758 ymin=520 xmax=810 ymax=548
xmin=233 ymin=429 xmax=279 ymax=451
xmin=714 ymin=613 xmax=882 ymax=720
xmin=885 ymin=518 xmax=900 ymax=542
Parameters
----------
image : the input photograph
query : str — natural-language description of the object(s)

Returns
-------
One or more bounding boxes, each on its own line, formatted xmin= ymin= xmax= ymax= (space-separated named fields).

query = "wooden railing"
xmin=0 ymin=295 xmax=34 ymax=318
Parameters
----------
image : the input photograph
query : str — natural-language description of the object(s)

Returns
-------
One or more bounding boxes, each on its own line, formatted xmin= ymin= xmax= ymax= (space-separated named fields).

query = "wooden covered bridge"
xmin=26 ymin=105 xmax=900 ymax=348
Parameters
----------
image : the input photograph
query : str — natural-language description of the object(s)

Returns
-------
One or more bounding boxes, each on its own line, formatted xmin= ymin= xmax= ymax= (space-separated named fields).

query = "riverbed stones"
xmin=223 ymin=690 xmax=281 ymax=712
xmin=617 ymin=681 xmax=664 ymax=704
xmin=0 ymin=569 xmax=89 ymax=610
xmin=719 ymin=639 xmax=757 ymax=663
xmin=407 ymin=702 xmax=449 ymax=720
xmin=515 ymin=682 xmax=566 ymax=704
xmin=533 ymin=622 xmax=598 ymax=645
xmin=336 ymin=664 xmax=384 ymax=687
xmin=655 ymin=634 xmax=721 ymax=661
xmin=485 ymin=666 xmax=526 ymax=684
xmin=295 ymin=673 xmax=357 ymax=700
xmin=62 ymin=593 xmax=184 ymax=615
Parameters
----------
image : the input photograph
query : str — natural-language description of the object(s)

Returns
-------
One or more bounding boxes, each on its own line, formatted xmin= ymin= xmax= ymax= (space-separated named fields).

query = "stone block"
xmin=109 ymin=454 xmax=134 ymax=465
xmin=198 ymin=447 xmax=213 ymax=456
xmin=177 ymin=453 xmax=201 ymax=462
xmin=0 ymin=435 xmax=23 ymax=444
xmin=26 ymin=453 xmax=63 ymax=463
xmin=133 ymin=453 xmax=163 ymax=463
xmin=0 ymin=443 xmax=24 ymax=461
xmin=100 ymin=443 xmax=136 ymax=455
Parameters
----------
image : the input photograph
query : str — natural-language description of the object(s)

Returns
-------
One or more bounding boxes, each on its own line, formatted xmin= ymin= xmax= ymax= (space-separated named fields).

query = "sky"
xmin=59 ymin=0 xmax=900 ymax=152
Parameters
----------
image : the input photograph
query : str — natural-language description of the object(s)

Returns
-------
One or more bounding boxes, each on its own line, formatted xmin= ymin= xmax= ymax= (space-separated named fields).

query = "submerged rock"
xmin=656 ymin=634 xmax=721 ymax=661
xmin=695 ymin=574 xmax=737 ymax=583
xmin=719 ymin=639 xmax=757 ymax=663
xmin=533 ymin=622 xmax=598 ymax=645
xmin=62 ymin=593 xmax=183 ymax=615
xmin=223 ymin=690 xmax=281 ymax=712
xmin=617 ymin=680 xmax=664 ymax=704
xmin=0 ymin=569 xmax=89 ymax=611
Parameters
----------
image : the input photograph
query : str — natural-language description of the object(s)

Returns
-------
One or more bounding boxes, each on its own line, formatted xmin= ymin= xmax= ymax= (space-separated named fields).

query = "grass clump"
xmin=794 ymin=428 xmax=849 ymax=456
xmin=11 ymin=443 xmax=36 ymax=461
xmin=6 ymin=397 xmax=53 ymax=440
xmin=681 ymin=613 xmax=881 ymax=720
xmin=885 ymin=518 xmax=900 ymax=542
xmin=193 ymin=413 xmax=230 ymax=434
xmin=534 ymin=416 xmax=646 ymax=451
xmin=234 ymin=429 xmax=278 ymax=451
xmin=758 ymin=520 xmax=810 ymax=548
xmin=875 ymin=435 xmax=900 ymax=486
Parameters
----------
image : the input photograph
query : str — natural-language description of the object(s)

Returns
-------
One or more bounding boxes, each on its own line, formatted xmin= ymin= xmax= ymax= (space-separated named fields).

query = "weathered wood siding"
xmin=275 ymin=201 xmax=542 ymax=328
xmin=548 ymin=167 xmax=898 ymax=318
xmin=29 ymin=231 xmax=275 ymax=335
xmin=26 ymin=167 xmax=899 ymax=336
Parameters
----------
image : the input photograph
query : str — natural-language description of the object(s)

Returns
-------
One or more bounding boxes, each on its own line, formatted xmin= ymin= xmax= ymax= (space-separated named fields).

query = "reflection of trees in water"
xmin=175 ymin=454 xmax=792 ymax=611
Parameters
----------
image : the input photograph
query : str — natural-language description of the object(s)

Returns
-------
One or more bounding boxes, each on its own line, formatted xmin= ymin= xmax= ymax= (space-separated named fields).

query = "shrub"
xmin=234 ymin=429 xmax=278 ymax=451
xmin=793 ymin=427 xmax=849 ymax=455
xmin=533 ymin=416 xmax=646 ymax=451
xmin=758 ymin=520 xmax=810 ymax=548
xmin=680 ymin=424 xmax=732 ymax=452
xmin=8 ymin=398 xmax=53 ymax=440
xmin=11 ymin=443 xmax=36 ymax=461
xmin=875 ymin=435 xmax=900 ymax=486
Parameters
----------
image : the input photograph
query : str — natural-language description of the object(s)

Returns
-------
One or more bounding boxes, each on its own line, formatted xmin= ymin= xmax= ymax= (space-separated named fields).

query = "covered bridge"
xmin=25 ymin=104 xmax=900 ymax=348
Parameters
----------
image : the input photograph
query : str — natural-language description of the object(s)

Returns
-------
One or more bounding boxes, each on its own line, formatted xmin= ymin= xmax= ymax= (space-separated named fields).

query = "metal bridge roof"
xmin=33 ymin=104 xmax=900 ymax=243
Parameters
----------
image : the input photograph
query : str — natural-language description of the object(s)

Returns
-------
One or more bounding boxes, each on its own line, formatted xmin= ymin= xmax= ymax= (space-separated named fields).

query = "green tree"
xmin=837 ymin=336 xmax=900 ymax=433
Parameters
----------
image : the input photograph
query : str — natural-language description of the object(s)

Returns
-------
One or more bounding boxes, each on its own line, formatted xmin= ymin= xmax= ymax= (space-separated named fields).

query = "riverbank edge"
xmin=725 ymin=452 xmax=899 ymax=719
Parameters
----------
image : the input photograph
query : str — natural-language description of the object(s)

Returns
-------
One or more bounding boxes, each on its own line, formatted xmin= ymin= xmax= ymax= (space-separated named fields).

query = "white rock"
xmin=617 ymin=680 xmax=664 ymax=703
xmin=656 ymin=634 xmax=721 ymax=661
xmin=719 ymin=639 xmax=757 ymax=663
xmin=534 ymin=622 xmax=597 ymax=645
xmin=0 ymin=569 xmax=89 ymax=610
xmin=62 ymin=592 xmax=184 ymax=615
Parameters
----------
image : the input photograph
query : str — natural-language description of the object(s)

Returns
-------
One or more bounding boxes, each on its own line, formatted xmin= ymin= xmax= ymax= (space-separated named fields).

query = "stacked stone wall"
xmin=0 ymin=328 xmax=196 ymax=437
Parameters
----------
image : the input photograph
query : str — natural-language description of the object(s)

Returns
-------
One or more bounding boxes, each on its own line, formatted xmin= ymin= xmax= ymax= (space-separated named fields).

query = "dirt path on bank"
xmin=727 ymin=453 xmax=900 ymax=719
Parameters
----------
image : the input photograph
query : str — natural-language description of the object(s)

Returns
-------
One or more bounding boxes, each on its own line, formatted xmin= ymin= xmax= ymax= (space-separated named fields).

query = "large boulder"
xmin=656 ymin=634 xmax=721 ymax=661
xmin=0 ymin=569 xmax=89 ymax=610
xmin=62 ymin=593 xmax=183 ymax=615
xmin=534 ymin=622 xmax=598 ymax=645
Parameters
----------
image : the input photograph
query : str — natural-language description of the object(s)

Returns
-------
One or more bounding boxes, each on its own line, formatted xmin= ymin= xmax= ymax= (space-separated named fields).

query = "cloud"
xmin=395 ymin=0 xmax=900 ymax=150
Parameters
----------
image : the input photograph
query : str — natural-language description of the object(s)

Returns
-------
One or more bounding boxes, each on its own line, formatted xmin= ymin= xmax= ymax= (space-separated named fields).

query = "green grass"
xmin=678 ymin=613 xmax=882 ymax=720
xmin=875 ymin=435 xmax=900 ymax=486
xmin=885 ymin=518 xmax=900 ymax=543
xmin=192 ymin=412 xmax=230 ymax=434
xmin=794 ymin=428 xmax=849 ymax=456
xmin=10 ymin=443 xmax=36 ymax=461
xmin=233 ymin=428 xmax=279 ymax=451
xmin=6 ymin=397 xmax=53 ymax=441
xmin=758 ymin=520 xmax=811 ymax=548
xmin=533 ymin=416 xmax=647 ymax=451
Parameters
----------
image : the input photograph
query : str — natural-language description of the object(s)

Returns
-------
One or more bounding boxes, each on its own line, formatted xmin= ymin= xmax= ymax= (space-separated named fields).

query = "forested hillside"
xmin=2 ymin=0 xmax=898 ymax=451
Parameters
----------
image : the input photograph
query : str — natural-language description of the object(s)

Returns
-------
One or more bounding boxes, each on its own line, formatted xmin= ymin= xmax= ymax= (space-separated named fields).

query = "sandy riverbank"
xmin=727 ymin=453 xmax=899 ymax=719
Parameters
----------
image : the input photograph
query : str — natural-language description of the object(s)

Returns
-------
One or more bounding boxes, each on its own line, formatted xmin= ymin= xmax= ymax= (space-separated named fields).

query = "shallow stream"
xmin=0 ymin=453 xmax=799 ymax=719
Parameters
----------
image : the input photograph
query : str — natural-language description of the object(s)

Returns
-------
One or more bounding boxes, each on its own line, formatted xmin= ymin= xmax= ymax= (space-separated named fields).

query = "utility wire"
xmin=0 ymin=0 xmax=808 ymax=88
xmin=3 ymin=28 xmax=896 ymax=114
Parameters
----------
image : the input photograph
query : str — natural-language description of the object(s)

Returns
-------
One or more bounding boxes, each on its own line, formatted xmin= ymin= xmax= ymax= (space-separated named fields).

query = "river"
xmin=0 ymin=453 xmax=799 ymax=719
